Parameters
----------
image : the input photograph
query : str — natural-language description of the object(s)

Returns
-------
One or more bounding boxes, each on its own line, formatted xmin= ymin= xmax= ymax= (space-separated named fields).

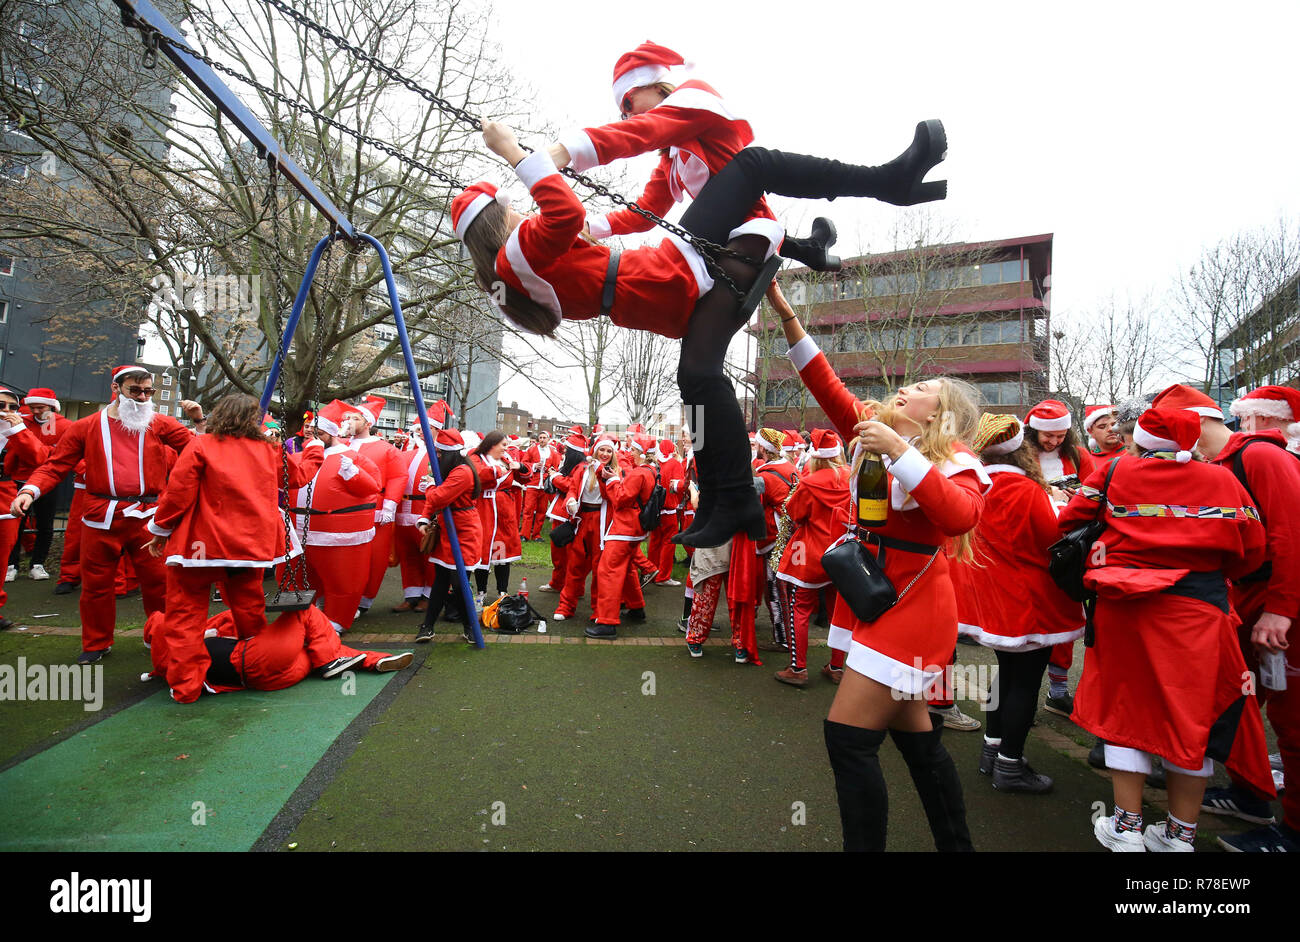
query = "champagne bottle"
xmin=857 ymin=450 xmax=888 ymax=527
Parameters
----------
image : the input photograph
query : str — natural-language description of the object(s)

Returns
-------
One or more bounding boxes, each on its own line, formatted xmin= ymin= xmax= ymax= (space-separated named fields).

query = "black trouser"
xmin=475 ymin=563 xmax=510 ymax=596
xmin=986 ymin=646 xmax=1053 ymax=760
xmin=10 ymin=489 xmax=57 ymax=568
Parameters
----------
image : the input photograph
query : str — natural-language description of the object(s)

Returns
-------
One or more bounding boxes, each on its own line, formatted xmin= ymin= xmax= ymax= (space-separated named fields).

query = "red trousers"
xmin=634 ymin=544 xmax=657 ymax=575
xmin=1048 ymin=641 xmax=1074 ymax=680
xmin=231 ymin=606 xmax=388 ymax=689
xmin=0 ymin=516 xmax=17 ymax=612
xmin=647 ymin=512 xmax=678 ymax=582
xmin=303 ymin=542 xmax=370 ymax=632
xmin=58 ymin=488 xmax=86 ymax=584
xmin=685 ymin=572 xmax=727 ymax=644
xmin=361 ymin=521 xmax=396 ymax=604
xmin=393 ymin=524 xmax=432 ymax=599
xmin=557 ymin=511 xmax=603 ymax=616
xmin=522 ymin=490 xmax=548 ymax=540
xmin=594 ymin=539 xmax=646 ymax=625
xmin=79 ymin=517 xmax=167 ymax=652
xmin=777 ymin=582 xmax=838 ymax=672
xmin=158 ymin=565 xmax=268 ymax=703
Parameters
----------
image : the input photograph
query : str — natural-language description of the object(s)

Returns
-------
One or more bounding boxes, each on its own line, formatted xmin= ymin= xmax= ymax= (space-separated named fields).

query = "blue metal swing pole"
xmin=358 ymin=233 xmax=484 ymax=649
xmin=259 ymin=234 xmax=336 ymax=413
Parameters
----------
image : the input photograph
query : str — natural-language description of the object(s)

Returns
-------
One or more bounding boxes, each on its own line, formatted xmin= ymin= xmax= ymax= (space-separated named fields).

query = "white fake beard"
xmin=117 ymin=395 xmax=156 ymax=434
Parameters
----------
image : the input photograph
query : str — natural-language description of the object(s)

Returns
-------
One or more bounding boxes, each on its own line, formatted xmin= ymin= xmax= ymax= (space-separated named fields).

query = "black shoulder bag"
xmin=1046 ymin=456 xmax=1120 ymax=646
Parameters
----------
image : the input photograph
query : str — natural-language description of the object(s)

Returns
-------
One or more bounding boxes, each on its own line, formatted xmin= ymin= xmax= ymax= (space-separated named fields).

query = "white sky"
xmin=485 ymin=0 xmax=1300 ymax=421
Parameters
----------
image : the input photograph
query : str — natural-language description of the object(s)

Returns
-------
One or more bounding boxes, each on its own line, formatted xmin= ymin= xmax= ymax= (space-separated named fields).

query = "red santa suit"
xmin=349 ymin=420 xmax=408 ymax=612
xmin=147 ymin=434 xmax=324 ymax=703
xmin=593 ymin=451 xmax=656 ymax=627
xmin=474 ymin=452 xmax=526 ymax=568
xmin=56 ymin=461 xmax=88 ymax=588
xmin=1060 ymin=440 xmax=1273 ymax=795
xmin=392 ymin=440 xmax=433 ymax=604
xmin=1 ymin=417 xmax=49 ymax=617
xmin=555 ymin=454 xmax=614 ymax=619
xmin=289 ymin=442 xmax=381 ymax=634
xmin=788 ymin=335 xmax=989 ymax=693
xmin=418 ymin=461 xmax=483 ymax=573
xmin=775 ymin=451 xmax=851 ymax=671
xmin=18 ymin=402 xmax=194 ymax=654
xmin=542 ymin=440 xmax=587 ymax=594
xmin=648 ymin=442 xmax=685 ymax=583
xmin=523 ymin=438 xmax=561 ymax=540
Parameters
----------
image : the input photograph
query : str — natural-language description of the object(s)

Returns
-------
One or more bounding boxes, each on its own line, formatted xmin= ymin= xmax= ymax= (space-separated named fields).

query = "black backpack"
xmin=637 ymin=468 xmax=667 ymax=532
xmin=1047 ymin=457 xmax=1121 ymax=603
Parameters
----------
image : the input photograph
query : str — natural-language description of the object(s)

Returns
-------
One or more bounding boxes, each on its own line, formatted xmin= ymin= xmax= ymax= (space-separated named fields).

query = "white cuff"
xmin=19 ymin=484 xmax=41 ymax=499
xmin=337 ymin=456 xmax=359 ymax=481
xmin=561 ymin=130 xmax=599 ymax=173
xmin=882 ymin=446 xmax=932 ymax=492
xmin=147 ymin=520 xmax=173 ymax=538
xmin=587 ymin=215 xmax=613 ymax=241
xmin=787 ymin=335 xmax=820 ymax=371
xmin=515 ymin=150 xmax=560 ymax=191
xmin=416 ymin=517 xmax=430 ymax=527
xmin=303 ymin=437 xmax=323 ymax=450
xmin=382 ymin=499 xmax=397 ymax=514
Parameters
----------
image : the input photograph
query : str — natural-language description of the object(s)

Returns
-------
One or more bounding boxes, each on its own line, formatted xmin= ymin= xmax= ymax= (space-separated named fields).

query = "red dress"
xmin=419 ymin=463 xmax=483 ymax=572
xmin=789 ymin=336 xmax=988 ymax=694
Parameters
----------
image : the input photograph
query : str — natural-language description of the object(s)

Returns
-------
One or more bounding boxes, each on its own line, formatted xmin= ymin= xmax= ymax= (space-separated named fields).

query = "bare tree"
xmin=617 ymin=329 xmax=677 ymax=426
xmin=1050 ymin=296 xmax=1165 ymax=422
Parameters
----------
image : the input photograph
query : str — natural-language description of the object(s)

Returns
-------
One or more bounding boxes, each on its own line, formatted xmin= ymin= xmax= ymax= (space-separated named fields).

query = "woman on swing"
xmin=458 ymin=104 xmax=945 ymax=549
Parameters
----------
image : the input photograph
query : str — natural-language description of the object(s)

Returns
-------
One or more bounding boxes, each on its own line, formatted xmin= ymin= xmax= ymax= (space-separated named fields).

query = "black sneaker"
xmin=320 ymin=653 xmax=366 ymax=679
xmin=639 ymin=570 xmax=657 ymax=589
xmin=623 ymin=607 xmax=646 ymax=624
xmin=76 ymin=648 xmax=111 ymax=665
xmin=415 ymin=625 xmax=436 ymax=643
xmin=585 ymin=624 xmax=616 ymax=640
xmin=1201 ymin=786 xmax=1276 ymax=825
xmin=1043 ymin=692 xmax=1074 ymax=718
xmin=54 ymin=581 xmax=77 ymax=595
xmin=1217 ymin=824 xmax=1300 ymax=853
xmin=676 ymin=618 xmax=689 ymax=634
xmin=991 ymin=755 xmax=1054 ymax=794
xmin=1087 ymin=738 xmax=1107 ymax=769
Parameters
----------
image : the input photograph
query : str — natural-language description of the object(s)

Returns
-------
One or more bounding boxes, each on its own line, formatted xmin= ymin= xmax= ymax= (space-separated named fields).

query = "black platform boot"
xmin=779 ymin=216 xmax=841 ymax=272
xmin=825 ymin=719 xmax=889 ymax=852
xmin=889 ymin=715 xmax=975 ymax=851
xmin=858 ymin=120 xmax=948 ymax=206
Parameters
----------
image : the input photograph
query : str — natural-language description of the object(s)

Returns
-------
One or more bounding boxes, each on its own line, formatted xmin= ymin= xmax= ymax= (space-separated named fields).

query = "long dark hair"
xmin=207 ymin=393 xmax=266 ymax=441
xmin=462 ymin=201 xmax=563 ymax=337
xmin=474 ymin=429 xmax=506 ymax=456
xmin=1026 ymin=425 xmax=1083 ymax=471
xmin=979 ymin=441 xmax=1049 ymax=491
xmin=437 ymin=447 xmax=481 ymax=499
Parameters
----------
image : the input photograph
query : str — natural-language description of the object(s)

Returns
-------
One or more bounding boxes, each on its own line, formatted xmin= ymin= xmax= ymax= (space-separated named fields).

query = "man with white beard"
xmin=10 ymin=366 xmax=204 ymax=663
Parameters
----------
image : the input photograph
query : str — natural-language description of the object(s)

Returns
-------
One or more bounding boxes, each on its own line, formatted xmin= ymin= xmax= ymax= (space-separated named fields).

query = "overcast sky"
xmin=481 ymin=0 xmax=1300 ymax=422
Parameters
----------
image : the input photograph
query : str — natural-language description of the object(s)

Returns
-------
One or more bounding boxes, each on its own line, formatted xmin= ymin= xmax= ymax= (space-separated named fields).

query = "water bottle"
xmin=519 ymin=577 xmax=528 ymax=598
xmin=1260 ymin=650 xmax=1288 ymax=691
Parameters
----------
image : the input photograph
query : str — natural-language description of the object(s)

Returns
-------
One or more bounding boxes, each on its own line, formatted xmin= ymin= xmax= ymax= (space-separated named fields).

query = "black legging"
xmin=11 ymin=489 xmax=57 ymax=567
xmin=986 ymin=646 xmax=1053 ymax=760
xmin=475 ymin=563 xmax=510 ymax=596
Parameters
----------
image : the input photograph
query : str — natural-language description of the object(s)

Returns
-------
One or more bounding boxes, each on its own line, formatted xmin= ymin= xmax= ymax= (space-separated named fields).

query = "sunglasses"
xmin=122 ymin=385 xmax=157 ymax=397
xmin=620 ymin=95 xmax=633 ymax=120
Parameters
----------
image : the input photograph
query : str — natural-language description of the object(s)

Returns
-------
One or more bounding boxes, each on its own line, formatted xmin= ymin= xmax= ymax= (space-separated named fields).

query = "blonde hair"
xmin=461 ymin=201 xmax=562 ymax=337
xmin=807 ymin=453 xmax=847 ymax=474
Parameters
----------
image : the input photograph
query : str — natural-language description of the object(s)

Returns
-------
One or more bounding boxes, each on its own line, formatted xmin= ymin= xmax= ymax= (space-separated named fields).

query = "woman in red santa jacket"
xmin=470 ymin=430 xmax=529 ymax=599
xmin=414 ymin=428 xmax=483 ymax=643
xmin=144 ymin=394 xmax=324 ymax=703
xmin=648 ymin=439 xmax=685 ymax=586
xmin=1060 ymin=407 xmax=1274 ymax=851
xmin=390 ymin=416 xmax=434 ymax=613
xmin=553 ymin=436 xmax=620 ymax=623
xmin=775 ymin=290 xmax=988 ymax=853
xmin=0 ymin=390 xmax=50 ymax=630
xmin=773 ymin=428 xmax=850 ymax=687
xmin=539 ymin=429 xmax=588 ymax=593
xmin=962 ymin=414 xmax=1085 ymax=793
xmin=587 ymin=433 xmax=658 ymax=639
xmin=461 ymin=115 xmax=945 ymax=550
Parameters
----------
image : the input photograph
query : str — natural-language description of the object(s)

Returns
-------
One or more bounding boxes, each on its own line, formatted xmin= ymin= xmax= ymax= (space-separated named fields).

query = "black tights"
xmin=475 ymin=564 xmax=510 ymax=596
xmin=986 ymin=646 xmax=1053 ymax=759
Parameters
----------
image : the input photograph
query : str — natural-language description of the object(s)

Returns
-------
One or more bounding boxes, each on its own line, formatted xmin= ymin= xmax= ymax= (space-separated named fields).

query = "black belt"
xmin=580 ymin=502 xmax=602 ymax=513
xmin=1238 ymin=560 xmax=1273 ymax=585
xmin=600 ymin=249 xmax=620 ymax=316
xmin=289 ymin=503 xmax=377 ymax=515
xmin=1162 ymin=569 xmax=1229 ymax=614
xmin=92 ymin=492 xmax=157 ymax=502
xmin=858 ymin=529 xmax=940 ymax=556
xmin=403 ymin=494 xmax=423 ymax=501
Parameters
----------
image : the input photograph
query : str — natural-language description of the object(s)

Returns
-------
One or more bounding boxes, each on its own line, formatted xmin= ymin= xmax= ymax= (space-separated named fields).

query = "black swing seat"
xmin=265 ymin=589 xmax=318 ymax=612
xmin=738 ymin=253 xmax=783 ymax=323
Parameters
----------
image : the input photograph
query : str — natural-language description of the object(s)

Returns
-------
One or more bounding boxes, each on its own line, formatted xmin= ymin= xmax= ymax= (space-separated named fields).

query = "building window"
xmin=162 ymin=373 xmax=172 ymax=386
xmin=0 ymin=254 xmax=13 ymax=276
xmin=160 ymin=389 xmax=170 ymax=401
xmin=0 ymin=299 xmax=7 ymax=323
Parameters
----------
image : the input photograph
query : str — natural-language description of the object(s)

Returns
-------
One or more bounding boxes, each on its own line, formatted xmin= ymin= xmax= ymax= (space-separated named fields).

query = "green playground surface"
xmin=0 ymin=542 xmax=1272 ymax=852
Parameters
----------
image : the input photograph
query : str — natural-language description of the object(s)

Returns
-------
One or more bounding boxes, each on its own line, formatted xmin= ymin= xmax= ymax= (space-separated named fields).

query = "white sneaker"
xmin=30 ymin=564 xmax=50 ymax=581
xmin=552 ymin=612 xmax=566 ymax=622
xmin=5 ymin=565 xmax=14 ymax=583
xmin=538 ymin=583 xmax=558 ymax=593
xmin=1143 ymin=822 xmax=1195 ymax=852
xmin=930 ymin=704 xmax=982 ymax=731
xmin=1094 ymin=814 xmax=1146 ymax=852
xmin=656 ymin=578 xmax=682 ymax=587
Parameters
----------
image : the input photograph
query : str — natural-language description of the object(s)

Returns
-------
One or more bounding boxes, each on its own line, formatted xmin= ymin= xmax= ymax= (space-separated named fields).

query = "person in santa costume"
xmin=10 ymin=366 xmax=202 ymax=662
xmin=4 ymin=387 xmax=73 ymax=583
xmin=772 ymin=428 xmax=849 ymax=687
xmin=463 ymin=115 xmax=947 ymax=551
xmin=287 ymin=400 xmax=382 ymax=636
xmin=53 ymin=459 xmax=88 ymax=595
xmin=647 ymin=439 xmax=685 ymax=586
xmin=471 ymin=430 xmax=530 ymax=599
xmin=0 ymin=388 xmax=51 ymax=631
xmin=1084 ymin=404 xmax=1124 ymax=459
xmin=775 ymin=291 xmax=988 ymax=852
xmin=414 ymin=428 xmax=483 ymax=643
xmin=538 ymin=428 xmax=588 ymax=594
xmin=552 ymin=436 xmax=620 ymax=623
xmin=141 ymin=394 xmax=324 ymax=703
xmin=522 ymin=430 xmax=560 ymax=541
xmin=390 ymin=401 xmax=451 ymax=613
xmin=963 ymin=414 xmax=1085 ymax=793
xmin=1060 ymin=406 xmax=1275 ymax=851
xmin=143 ymin=606 xmax=411 ymax=695
xmin=584 ymin=433 xmax=657 ymax=638
xmin=1023 ymin=398 xmax=1094 ymax=719
xmin=339 ymin=396 xmax=406 ymax=618
xmin=1171 ymin=382 xmax=1300 ymax=852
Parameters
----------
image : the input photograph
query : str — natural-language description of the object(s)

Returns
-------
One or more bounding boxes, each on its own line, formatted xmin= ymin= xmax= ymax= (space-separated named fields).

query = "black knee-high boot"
xmin=889 ymin=715 xmax=974 ymax=852
xmin=824 ymin=719 xmax=889 ymax=852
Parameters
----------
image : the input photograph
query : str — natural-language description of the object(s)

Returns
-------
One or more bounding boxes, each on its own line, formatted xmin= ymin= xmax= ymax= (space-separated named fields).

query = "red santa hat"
xmin=627 ymin=422 xmax=646 ymax=435
xmin=591 ymin=433 xmax=618 ymax=454
xmin=809 ymin=428 xmax=842 ymax=459
xmin=782 ymin=430 xmax=803 ymax=452
xmin=356 ymin=395 xmax=385 ymax=426
xmin=611 ymin=41 xmax=686 ymax=109
xmin=563 ymin=430 xmax=589 ymax=453
xmin=1133 ymin=408 xmax=1200 ymax=463
xmin=314 ymin=399 xmax=352 ymax=438
xmin=629 ymin=433 xmax=657 ymax=455
xmin=1152 ymin=383 xmax=1224 ymax=421
xmin=112 ymin=364 xmax=151 ymax=385
xmin=1025 ymin=399 xmax=1073 ymax=433
xmin=23 ymin=387 xmax=60 ymax=411
xmin=592 ymin=423 xmax=605 ymax=435
xmin=451 ymin=181 xmax=510 ymax=241
xmin=462 ymin=430 xmax=482 ymax=453
xmin=1229 ymin=386 xmax=1300 ymax=438
xmin=1082 ymin=404 xmax=1115 ymax=433
xmin=654 ymin=439 xmax=676 ymax=462
xmin=435 ymin=428 xmax=465 ymax=452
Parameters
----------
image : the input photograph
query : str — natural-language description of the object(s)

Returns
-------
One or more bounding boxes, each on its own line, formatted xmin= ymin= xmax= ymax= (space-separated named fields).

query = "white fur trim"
xmin=787 ymin=335 xmax=820 ymax=372
xmin=613 ymin=64 xmax=670 ymax=108
xmin=664 ymin=233 xmax=713 ymax=297
xmin=561 ymin=131 xmax=600 ymax=173
xmin=1028 ymin=413 xmax=1072 ymax=432
xmin=812 ymin=444 xmax=842 ymax=459
xmin=454 ymin=192 xmax=494 ymax=240
xmin=983 ymin=463 xmax=1027 ymax=476
xmin=112 ymin=365 xmax=150 ymax=384
xmin=775 ymin=572 xmax=831 ymax=590
xmin=727 ymin=217 xmax=784 ymax=259
xmin=882 ymin=445 xmax=931 ymax=492
xmin=845 ymin=640 xmax=942 ymax=696
xmin=587 ymin=215 xmax=613 ymax=241
xmin=983 ymin=427 xmax=1024 ymax=456
xmin=1133 ymin=423 xmax=1180 ymax=454
xmin=515 ymin=150 xmax=559 ymax=191
xmin=314 ymin=415 xmax=340 ymax=437
xmin=1083 ymin=406 xmax=1115 ymax=432
xmin=23 ymin=395 xmax=59 ymax=410
xmin=660 ymin=85 xmax=740 ymax=121
xmin=1230 ymin=397 xmax=1294 ymax=421
xmin=970 ymin=625 xmax=1084 ymax=652
xmin=303 ymin=527 xmax=376 ymax=547
xmin=504 ymin=226 xmax=564 ymax=321
xmin=146 ymin=520 xmax=173 ymax=538
xmin=1186 ymin=404 xmax=1225 ymax=420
